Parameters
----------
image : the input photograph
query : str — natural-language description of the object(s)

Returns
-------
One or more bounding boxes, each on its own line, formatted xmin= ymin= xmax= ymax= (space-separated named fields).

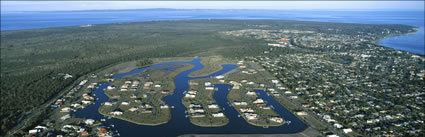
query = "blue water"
xmin=74 ymin=58 xmax=307 ymax=137
xmin=1 ymin=9 xmax=424 ymax=54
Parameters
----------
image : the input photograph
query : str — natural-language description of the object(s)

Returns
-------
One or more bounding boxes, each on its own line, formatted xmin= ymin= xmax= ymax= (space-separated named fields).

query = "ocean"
xmin=1 ymin=9 xmax=424 ymax=54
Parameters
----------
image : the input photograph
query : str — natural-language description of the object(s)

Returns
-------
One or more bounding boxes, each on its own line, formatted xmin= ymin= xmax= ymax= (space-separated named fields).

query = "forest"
xmin=0 ymin=19 xmax=414 ymax=135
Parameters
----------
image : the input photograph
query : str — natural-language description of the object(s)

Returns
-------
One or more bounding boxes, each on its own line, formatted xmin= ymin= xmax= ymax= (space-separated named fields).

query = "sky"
xmin=1 ymin=1 xmax=424 ymax=12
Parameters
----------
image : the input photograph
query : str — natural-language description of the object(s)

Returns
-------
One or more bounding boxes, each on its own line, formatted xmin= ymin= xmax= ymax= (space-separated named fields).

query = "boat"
xmin=285 ymin=120 xmax=292 ymax=125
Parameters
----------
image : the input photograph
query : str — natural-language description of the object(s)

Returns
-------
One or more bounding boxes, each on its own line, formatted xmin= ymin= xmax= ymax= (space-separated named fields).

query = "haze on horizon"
xmin=1 ymin=1 xmax=424 ymax=12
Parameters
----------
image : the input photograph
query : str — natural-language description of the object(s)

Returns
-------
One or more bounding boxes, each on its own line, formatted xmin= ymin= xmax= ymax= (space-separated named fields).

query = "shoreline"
xmin=187 ymin=56 xmax=233 ymax=77
xmin=189 ymin=118 xmax=230 ymax=127
xmin=98 ymin=108 xmax=170 ymax=126
xmin=374 ymin=27 xmax=424 ymax=56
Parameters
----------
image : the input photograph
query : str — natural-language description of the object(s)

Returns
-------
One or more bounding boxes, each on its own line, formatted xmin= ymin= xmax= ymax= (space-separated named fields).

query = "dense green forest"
xmin=0 ymin=19 xmax=414 ymax=135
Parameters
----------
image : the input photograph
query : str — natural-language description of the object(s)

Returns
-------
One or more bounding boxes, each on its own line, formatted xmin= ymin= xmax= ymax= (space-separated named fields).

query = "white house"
xmin=205 ymin=87 xmax=214 ymax=90
xmin=29 ymin=129 xmax=41 ymax=134
xmin=271 ymin=80 xmax=279 ymax=84
xmin=208 ymin=104 xmax=219 ymax=109
xmin=334 ymin=123 xmax=343 ymax=129
xmin=111 ymin=111 xmax=123 ymax=116
xmin=61 ymin=114 xmax=71 ymax=120
xmin=128 ymin=107 xmax=138 ymax=112
xmin=269 ymin=117 xmax=284 ymax=123
xmin=212 ymin=113 xmax=224 ymax=117
xmin=343 ymin=128 xmax=353 ymax=134
xmin=60 ymin=107 xmax=71 ymax=113
xmin=253 ymin=99 xmax=264 ymax=104
xmin=185 ymin=94 xmax=196 ymax=98
xmin=244 ymin=113 xmax=258 ymax=120
xmin=121 ymin=102 xmax=130 ymax=105
xmin=104 ymin=102 xmax=113 ymax=106
xmin=296 ymin=111 xmax=308 ymax=116
xmin=205 ymin=82 xmax=212 ymax=86
xmin=215 ymin=75 xmax=225 ymax=79
xmin=246 ymin=91 xmax=256 ymax=96
xmin=233 ymin=102 xmax=248 ymax=106
xmin=82 ymin=100 xmax=92 ymax=104
xmin=85 ymin=119 xmax=95 ymax=125
xmin=290 ymin=96 xmax=298 ymax=99
xmin=107 ymin=86 xmax=116 ymax=90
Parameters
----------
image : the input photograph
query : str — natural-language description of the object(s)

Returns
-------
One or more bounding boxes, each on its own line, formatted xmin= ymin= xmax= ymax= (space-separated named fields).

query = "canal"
xmin=74 ymin=58 xmax=307 ymax=137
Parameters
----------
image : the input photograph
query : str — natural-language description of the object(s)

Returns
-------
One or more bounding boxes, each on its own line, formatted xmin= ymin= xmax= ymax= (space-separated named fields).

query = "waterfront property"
xmin=70 ymin=58 xmax=308 ymax=137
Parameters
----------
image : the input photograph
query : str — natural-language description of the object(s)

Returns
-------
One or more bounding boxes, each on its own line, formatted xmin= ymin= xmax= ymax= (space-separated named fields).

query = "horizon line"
xmin=3 ymin=8 xmax=425 ymax=12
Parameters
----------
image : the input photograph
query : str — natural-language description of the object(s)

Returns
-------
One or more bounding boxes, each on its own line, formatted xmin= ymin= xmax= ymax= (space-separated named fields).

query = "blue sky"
xmin=1 ymin=1 xmax=424 ymax=12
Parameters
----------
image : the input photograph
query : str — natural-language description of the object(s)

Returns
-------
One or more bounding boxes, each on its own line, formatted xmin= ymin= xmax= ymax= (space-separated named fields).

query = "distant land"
xmin=1 ymin=9 xmax=424 ymax=55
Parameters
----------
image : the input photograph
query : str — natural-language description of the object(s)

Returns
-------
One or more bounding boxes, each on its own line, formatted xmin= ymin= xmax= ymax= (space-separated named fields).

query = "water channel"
xmin=74 ymin=58 xmax=307 ymax=137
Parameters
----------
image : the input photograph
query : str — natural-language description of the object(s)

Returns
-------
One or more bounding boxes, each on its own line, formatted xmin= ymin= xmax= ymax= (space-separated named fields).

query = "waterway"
xmin=73 ymin=58 xmax=307 ymax=137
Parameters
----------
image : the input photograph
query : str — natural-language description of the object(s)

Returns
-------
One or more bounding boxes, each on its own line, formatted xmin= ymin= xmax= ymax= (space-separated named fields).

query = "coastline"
xmin=374 ymin=27 xmax=424 ymax=55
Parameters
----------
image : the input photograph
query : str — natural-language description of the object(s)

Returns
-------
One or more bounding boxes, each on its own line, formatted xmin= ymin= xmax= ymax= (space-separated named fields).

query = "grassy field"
xmin=99 ymin=105 xmax=171 ymax=126
xmin=97 ymin=57 xmax=196 ymax=77
xmin=188 ymin=56 xmax=236 ymax=77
